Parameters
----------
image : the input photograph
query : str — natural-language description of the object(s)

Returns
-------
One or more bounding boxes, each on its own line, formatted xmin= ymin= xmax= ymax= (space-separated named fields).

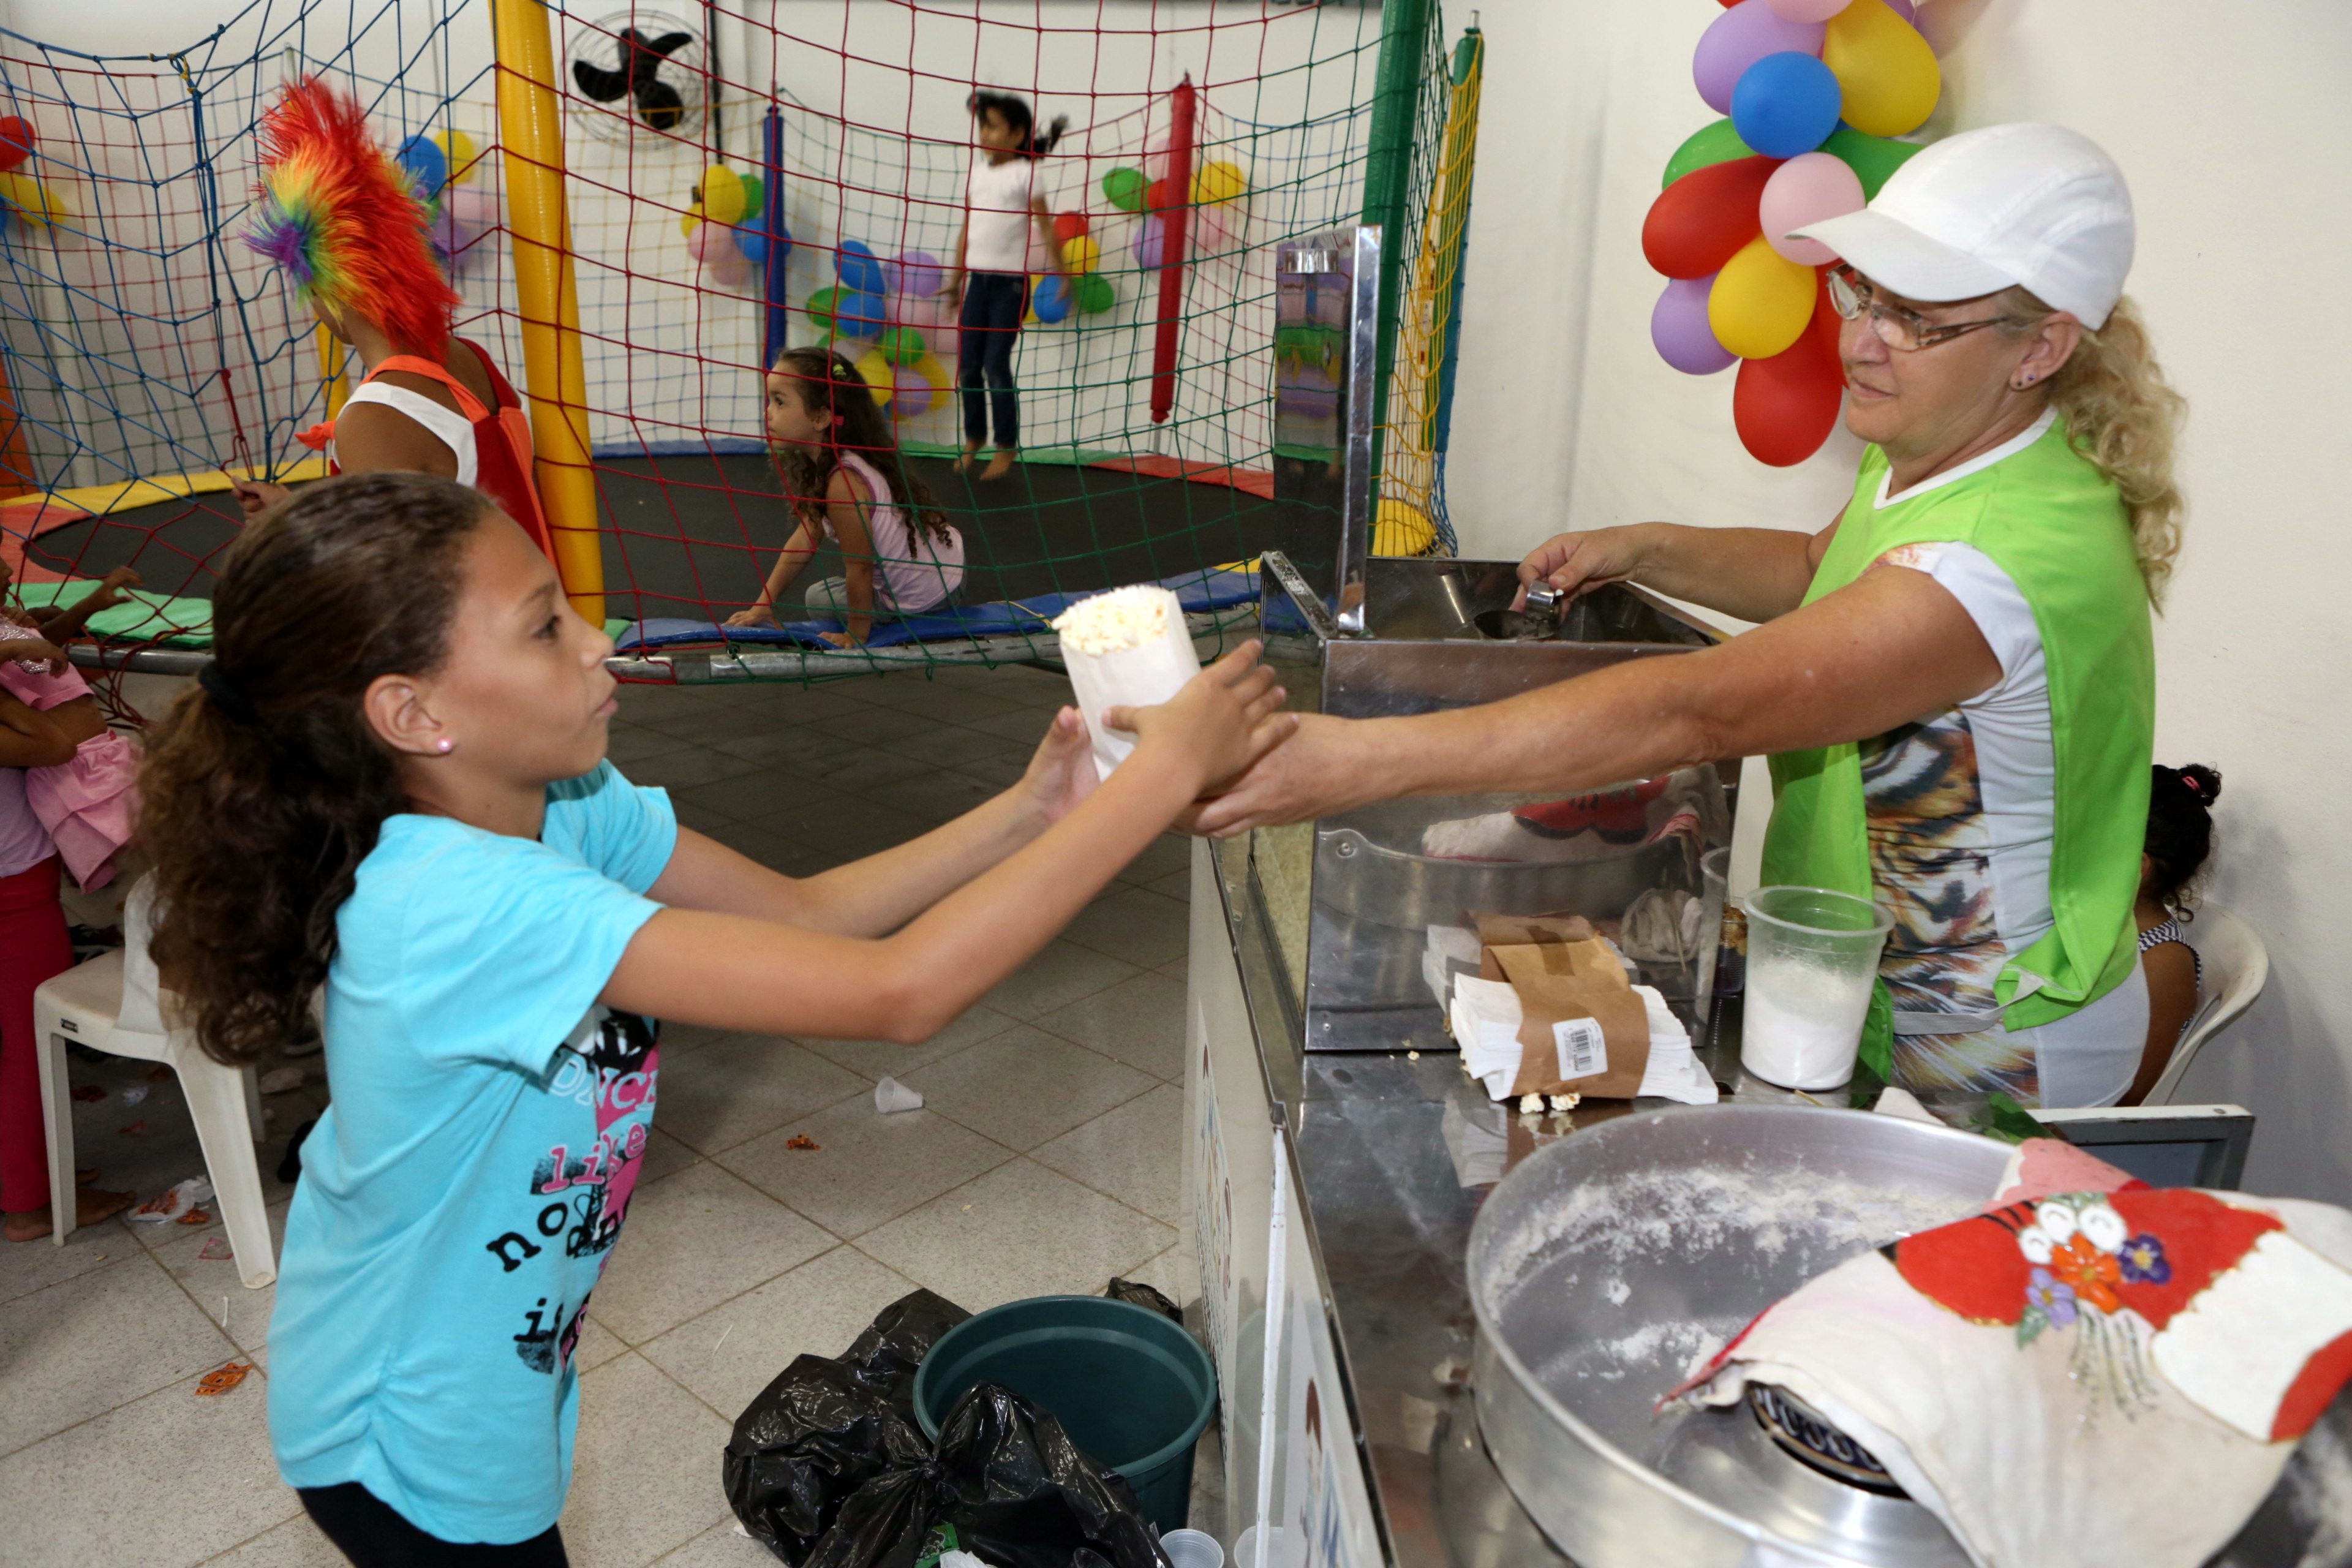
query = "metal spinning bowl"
xmin=1463 ymin=1106 xmax=2352 ymax=1568
xmin=1466 ymin=1106 xmax=2011 ymax=1568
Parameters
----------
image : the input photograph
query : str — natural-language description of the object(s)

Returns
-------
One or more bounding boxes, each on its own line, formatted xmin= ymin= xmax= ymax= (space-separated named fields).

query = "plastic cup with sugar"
xmin=1052 ymin=584 xmax=1202 ymax=780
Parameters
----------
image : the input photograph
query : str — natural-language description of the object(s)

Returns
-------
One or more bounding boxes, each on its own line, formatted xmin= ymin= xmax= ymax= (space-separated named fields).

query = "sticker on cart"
xmin=1553 ymin=1017 xmax=1607 ymax=1080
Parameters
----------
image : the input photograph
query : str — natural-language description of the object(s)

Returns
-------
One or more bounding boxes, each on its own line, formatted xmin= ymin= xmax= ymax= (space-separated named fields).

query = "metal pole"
xmin=492 ymin=0 xmax=605 ymax=622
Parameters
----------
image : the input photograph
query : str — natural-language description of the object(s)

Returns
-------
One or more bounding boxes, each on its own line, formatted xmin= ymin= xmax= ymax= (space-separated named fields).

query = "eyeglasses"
xmin=1826 ymin=266 xmax=2007 ymax=353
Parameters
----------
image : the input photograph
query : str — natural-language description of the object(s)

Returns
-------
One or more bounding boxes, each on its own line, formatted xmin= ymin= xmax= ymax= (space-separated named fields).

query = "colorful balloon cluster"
xmin=682 ymin=162 xmax=792 ymax=292
xmin=805 ymin=240 xmax=954 ymax=417
xmin=0 ymin=116 xmax=69 ymax=238
xmin=396 ymin=129 xmax=500 ymax=278
xmin=1027 ymin=211 xmax=1115 ymax=324
xmin=1646 ymin=0 xmax=1936 ymax=465
xmin=1101 ymin=153 xmax=1250 ymax=265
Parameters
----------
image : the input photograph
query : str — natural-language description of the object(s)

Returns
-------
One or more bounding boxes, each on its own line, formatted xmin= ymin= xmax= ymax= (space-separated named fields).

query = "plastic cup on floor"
xmin=1160 ymin=1528 xmax=1224 ymax=1568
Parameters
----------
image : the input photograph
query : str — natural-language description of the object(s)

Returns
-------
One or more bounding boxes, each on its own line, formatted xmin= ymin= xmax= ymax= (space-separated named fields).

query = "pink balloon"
xmin=1693 ymin=1 xmax=1827 ymax=115
xmin=1652 ymin=274 xmax=1736 ymax=375
xmin=448 ymin=184 xmax=499 ymax=231
xmin=1759 ymin=151 xmax=1864 ymax=266
xmin=1763 ymin=0 xmax=1853 ymax=20
xmin=1884 ymin=0 xmax=1915 ymax=20
xmin=688 ymin=222 xmax=728 ymax=265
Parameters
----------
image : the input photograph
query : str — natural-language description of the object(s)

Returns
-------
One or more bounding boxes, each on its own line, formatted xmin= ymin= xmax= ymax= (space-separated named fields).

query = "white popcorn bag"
xmin=1053 ymin=585 xmax=1202 ymax=780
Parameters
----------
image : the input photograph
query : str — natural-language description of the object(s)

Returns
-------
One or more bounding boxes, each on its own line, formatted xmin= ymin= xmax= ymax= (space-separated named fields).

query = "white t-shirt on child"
xmin=965 ymin=154 xmax=1043 ymax=274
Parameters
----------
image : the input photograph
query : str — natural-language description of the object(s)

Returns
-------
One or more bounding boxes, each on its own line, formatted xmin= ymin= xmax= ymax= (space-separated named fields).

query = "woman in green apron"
xmin=1197 ymin=124 xmax=2186 ymax=1109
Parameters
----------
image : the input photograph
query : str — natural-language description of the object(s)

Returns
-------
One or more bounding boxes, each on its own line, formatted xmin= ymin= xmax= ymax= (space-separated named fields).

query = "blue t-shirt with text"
xmin=268 ymin=762 xmax=676 ymax=1542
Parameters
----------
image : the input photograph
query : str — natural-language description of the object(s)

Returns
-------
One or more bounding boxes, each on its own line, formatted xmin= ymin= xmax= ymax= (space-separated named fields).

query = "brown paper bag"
xmin=1477 ymin=926 xmax=1652 ymax=1099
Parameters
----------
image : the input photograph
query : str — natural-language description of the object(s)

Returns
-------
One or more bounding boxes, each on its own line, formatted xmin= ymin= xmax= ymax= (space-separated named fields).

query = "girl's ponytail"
xmin=142 ymin=472 xmax=491 ymax=1066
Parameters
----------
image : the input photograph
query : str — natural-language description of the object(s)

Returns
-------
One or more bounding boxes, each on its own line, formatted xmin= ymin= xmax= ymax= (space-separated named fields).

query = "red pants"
xmin=1 ymin=856 xmax=72 ymax=1215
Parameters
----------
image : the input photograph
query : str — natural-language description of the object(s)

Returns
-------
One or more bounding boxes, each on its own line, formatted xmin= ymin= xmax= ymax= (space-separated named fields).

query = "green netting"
xmin=1 ymin=1 xmax=1473 ymax=683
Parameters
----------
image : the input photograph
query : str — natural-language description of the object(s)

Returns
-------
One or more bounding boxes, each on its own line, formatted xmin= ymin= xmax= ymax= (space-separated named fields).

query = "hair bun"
xmin=2178 ymin=763 xmax=2222 ymax=804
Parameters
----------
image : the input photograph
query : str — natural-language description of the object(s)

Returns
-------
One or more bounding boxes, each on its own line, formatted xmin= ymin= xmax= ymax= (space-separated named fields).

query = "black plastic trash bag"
xmin=725 ymin=1290 xmax=970 ymax=1562
xmin=930 ymin=1382 xmax=1171 ymax=1568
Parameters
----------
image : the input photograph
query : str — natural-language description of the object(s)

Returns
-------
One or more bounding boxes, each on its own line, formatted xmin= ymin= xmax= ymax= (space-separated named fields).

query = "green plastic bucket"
xmin=914 ymin=1295 xmax=1216 ymax=1532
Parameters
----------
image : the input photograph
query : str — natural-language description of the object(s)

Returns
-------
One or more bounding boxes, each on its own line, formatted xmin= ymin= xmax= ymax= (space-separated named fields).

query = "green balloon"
xmin=1822 ymin=126 xmax=1924 ymax=202
xmin=1075 ymin=272 xmax=1115 ymax=315
xmin=879 ymin=325 xmax=925 ymax=366
xmin=739 ymin=173 xmax=766 ymax=222
xmin=1662 ymin=119 xmax=1754 ymax=190
xmin=805 ymin=284 xmax=845 ymax=332
xmin=1103 ymin=167 xmax=1146 ymax=214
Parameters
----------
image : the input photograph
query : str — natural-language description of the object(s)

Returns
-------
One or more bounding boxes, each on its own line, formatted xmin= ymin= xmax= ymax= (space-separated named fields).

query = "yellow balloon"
xmin=433 ymin=129 xmax=480 ymax=186
xmin=680 ymin=205 xmax=703 ymax=239
xmin=699 ymin=164 xmax=747 ymax=228
xmin=1192 ymin=159 xmax=1249 ymax=207
xmin=1823 ymin=0 xmax=1940 ymax=139
xmin=854 ymin=347 xmax=894 ymax=405
xmin=1709 ymin=236 xmax=1817 ymax=360
xmin=0 ymin=172 xmax=61 ymax=229
xmin=1373 ymin=498 xmax=1436 ymax=557
xmin=1063 ymin=234 xmax=1101 ymax=276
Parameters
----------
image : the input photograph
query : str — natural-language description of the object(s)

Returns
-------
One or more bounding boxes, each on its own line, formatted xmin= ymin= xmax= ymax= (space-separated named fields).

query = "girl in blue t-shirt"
xmin=135 ymin=471 xmax=1289 ymax=1565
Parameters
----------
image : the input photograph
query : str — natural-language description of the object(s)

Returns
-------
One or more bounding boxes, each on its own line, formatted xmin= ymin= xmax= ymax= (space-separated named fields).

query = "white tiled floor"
xmin=0 ymin=666 xmax=1202 ymax=1567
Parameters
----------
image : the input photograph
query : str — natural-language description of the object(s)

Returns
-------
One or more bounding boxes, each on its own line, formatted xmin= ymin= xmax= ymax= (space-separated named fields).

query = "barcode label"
xmin=1553 ymin=1017 xmax=1607 ymax=1080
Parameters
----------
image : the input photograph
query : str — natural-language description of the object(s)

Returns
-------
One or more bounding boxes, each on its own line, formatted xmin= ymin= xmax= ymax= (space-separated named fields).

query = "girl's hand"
xmin=1104 ymin=641 xmax=1295 ymax=797
xmin=939 ymin=274 xmax=963 ymax=303
xmin=228 ymin=476 xmax=289 ymax=518
xmin=1514 ymin=526 xmax=1653 ymax=608
xmin=0 ymin=634 xmax=67 ymax=673
xmin=1017 ymin=706 xmax=1099 ymax=826
xmin=818 ymin=630 xmax=861 ymax=649
xmin=725 ymin=605 xmax=778 ymax=628
xmin=83 ymin=565 xmax=141 ymax=614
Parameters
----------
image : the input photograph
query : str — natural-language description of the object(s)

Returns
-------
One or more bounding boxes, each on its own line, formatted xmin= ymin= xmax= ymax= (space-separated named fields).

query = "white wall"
xmin=1446 ymin=0 xmax=2352 ymax=1200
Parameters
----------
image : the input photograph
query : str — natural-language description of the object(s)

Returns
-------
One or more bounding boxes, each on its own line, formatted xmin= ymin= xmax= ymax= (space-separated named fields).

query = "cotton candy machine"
xmin=1257 ymin=554 xmax=1735 ymax=1051
xmin=1460 ymin=1104 xmax=2352 ymax=1568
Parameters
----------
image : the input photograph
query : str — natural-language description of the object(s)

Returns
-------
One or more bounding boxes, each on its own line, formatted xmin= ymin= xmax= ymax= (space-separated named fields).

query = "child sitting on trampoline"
xmin=0 ymin=559 xmax=146 ymax=891
xmin=232 ymin=77 xmax=552 ymax=558
xmin=942 ymin=89 xmax=1071 ymax=483
xmin=135 ymin=470 xmax=1290 ymax=1565
xmin=725 ymin=346 xmax=965 ymax=644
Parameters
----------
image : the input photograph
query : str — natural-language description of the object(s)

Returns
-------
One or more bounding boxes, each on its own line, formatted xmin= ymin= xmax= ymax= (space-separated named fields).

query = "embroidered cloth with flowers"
xmin=1675 ymin=1137 xmax=2352 ymax=1568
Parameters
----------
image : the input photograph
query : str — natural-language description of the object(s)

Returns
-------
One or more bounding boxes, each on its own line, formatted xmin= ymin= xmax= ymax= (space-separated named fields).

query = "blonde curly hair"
xmin=1999 ymin=290 xmax=2186 ymax=606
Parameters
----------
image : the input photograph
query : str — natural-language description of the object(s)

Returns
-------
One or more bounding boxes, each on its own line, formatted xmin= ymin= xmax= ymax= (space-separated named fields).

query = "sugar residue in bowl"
xmin=1485 ymin=1155 xmax=1979 ymax=1312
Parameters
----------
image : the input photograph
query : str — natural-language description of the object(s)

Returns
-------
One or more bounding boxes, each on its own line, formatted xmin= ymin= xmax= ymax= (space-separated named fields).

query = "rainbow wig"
xmin=247 ymin=77 xmax=459 ymax=358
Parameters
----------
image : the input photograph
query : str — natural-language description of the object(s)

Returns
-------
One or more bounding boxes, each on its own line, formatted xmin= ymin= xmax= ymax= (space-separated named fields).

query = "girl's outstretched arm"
xmin=32 ymin=565 xmax=141 ymax=643
xmin=649 ymin=701 xmax=1091 ymax=934
xmin=726 ymin=522 xmax=818 ymax=627
xmin=606 ymin=644 xmax=1293 ymax=1041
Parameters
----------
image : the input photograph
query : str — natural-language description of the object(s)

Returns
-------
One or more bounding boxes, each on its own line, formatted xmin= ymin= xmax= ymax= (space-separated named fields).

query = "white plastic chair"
xmin=31 ymin=881 xmax=277 ymax=1287
xmin=2145 ymin=903 xmax=2269 ymax=1107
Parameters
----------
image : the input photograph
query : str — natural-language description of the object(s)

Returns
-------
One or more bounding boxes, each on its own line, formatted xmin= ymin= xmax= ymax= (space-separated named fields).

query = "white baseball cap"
xmin=1789 ymin=123 xmax=2135 ymax=329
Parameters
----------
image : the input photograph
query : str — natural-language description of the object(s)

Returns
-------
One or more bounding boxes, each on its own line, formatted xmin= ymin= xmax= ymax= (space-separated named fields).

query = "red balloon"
xmin=1052 ymin=211 xmax=1089 ymax=244
xmin=1735 ymin=278 xmax=1845 ymax=466
xmin=1642 ymin=156 xmax=1779 ymax=280
xmin=0 ymin=117 xmax=33 ymax=173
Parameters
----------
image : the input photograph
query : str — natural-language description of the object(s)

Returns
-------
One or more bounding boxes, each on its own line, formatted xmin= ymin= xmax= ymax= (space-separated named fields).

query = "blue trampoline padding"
xmin=616 ymin=567 xmax=1257 ymax=653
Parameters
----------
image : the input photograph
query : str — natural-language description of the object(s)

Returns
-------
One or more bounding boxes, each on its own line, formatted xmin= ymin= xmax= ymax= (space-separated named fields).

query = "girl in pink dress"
xmin=0 ymin=560 xmax=143 ymax=890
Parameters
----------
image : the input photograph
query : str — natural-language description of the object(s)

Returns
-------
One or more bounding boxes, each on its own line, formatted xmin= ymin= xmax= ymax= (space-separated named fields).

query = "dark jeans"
xmin=957 ymin=271 xmax=1028 ymax=449
xmin=300 ymin=1483 xmax=570 ymax=1567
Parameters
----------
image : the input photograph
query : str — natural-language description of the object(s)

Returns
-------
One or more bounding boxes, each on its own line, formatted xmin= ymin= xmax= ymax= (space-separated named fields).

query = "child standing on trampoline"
xmin=943 ymin=90 xmax=1070 ymax=483
xmin=136 ymin=471 xmax=1289 ymax=1566
xmin=726 ymin=346 xmax=965 ymax=644
xmin=233 ymin=78 xmax=554 ymax=559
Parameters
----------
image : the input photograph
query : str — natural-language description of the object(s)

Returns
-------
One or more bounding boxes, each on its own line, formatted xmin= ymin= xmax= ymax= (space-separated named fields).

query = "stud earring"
xmin=436 ymin=737 xmax=454 ymax=754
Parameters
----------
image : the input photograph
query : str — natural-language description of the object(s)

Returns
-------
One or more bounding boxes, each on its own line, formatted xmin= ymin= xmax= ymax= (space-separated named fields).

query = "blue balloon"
xmin=1032 ymin=274 xmax=1071 ymax=324
xmin=833 ymin=289 xmax=887 ymax=338
xmin=394 ymin=134 xmax=447 ymax=201
xmin=1729 ymin=52 xmax=1842 ymax=160
xmin=736 ymin=216 xmax=767 ymax=265
xmin=837 ymin=239 xmax=886 ymax=296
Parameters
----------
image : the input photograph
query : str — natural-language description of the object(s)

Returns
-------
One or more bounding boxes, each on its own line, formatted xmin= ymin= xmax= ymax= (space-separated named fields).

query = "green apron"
xmin=1762 ymin=418 xmax=2154 ymax=1079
